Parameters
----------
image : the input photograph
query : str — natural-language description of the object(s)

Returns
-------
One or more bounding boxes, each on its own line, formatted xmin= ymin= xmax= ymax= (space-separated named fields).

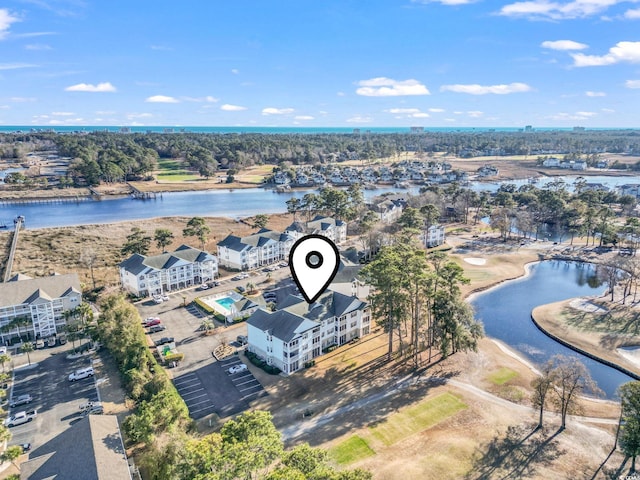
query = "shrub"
xmin=304 ymin=360 xmax=315 ymax=368
xmin=322 ymin=344 xmax=338 ymax=354
xmin=245 ymin=350 xmax=281 ymax=375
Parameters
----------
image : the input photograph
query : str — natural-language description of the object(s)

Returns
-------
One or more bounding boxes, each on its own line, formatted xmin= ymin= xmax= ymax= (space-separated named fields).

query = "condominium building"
xmin=217 ymin=229 xmax=296 ymax=271
xmin=422 ymin=224 xmax=446 ymax=248
xmin=285 ymin=215 xmax=347 ymax=244
xmin=0 ymin=273 xmax=82 ymax=343
xmin=119 ymin=244 xmax=217 ymax=297
xmin=247 ymin=290 xmax=370 ymax=374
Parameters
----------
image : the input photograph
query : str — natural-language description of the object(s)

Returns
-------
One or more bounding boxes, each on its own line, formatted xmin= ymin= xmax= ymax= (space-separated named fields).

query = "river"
xmin=471 ymin=260 xmax=634 ymax=398
xmin=0 ymin=186 xmax=418 ymax=230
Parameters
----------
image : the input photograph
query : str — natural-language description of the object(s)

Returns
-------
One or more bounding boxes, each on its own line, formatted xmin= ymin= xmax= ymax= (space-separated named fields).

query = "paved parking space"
xmin=6 ymin=355 xmax=100 ymax=449
xmin=185 ymin=303 xmax=206 ymax=320
xmin=173 ymin=372 xmax=216 ymax=420
xmin=218 ymin=357 xmax=265 ymax=402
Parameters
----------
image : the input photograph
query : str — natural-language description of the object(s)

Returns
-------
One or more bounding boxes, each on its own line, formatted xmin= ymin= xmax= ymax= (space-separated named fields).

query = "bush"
xmin=245 ymin=350 xmax=281 ymax=375
xmin=304 ymin=360 xmax=315 ymax=368
xmin=322 ymin=344 xmax=338 ymax=354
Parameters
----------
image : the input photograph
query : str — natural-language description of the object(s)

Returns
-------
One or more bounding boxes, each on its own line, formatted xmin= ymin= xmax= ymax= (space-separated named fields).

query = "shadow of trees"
xmin=465 ymin=424 xmax=565 ymax=480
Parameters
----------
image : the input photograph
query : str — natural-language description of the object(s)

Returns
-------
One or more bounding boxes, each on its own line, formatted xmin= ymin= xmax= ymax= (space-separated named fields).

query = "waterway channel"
xmin=471 ymin=260 xmax=635 ymax=398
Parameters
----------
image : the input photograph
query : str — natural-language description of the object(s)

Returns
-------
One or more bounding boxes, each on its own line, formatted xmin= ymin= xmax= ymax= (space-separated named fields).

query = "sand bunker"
xmin=569 ymin=298 xmax=609 ymax=314
xmin=464 ymin=258 xmax=487 ymax=266
xmin=617 ymin=346 xmax=640 ymax=369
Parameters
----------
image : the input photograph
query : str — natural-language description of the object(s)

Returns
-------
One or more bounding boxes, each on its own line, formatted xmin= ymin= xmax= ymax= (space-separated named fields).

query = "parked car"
xmin=0 ymin=346 xmax=7 ymax=355
xmin=161 ymin=294 xmax=169 ymax=301
xmin=68 ymin=366 xmax=94 ymax=382
xmin=147 ymin=325 xmax=166 ymax=334
xmin=152 ymin=295 xmax=163 ymax=304
xmin=34 ymin=339 xmax=45 ymax=349
xmin=58 ymin=333 xmax=67 ymax=345
xmin=79 ymin=401 xmax=100 ymax=411
xmin=46 ymin=336 xmax=56 ymax=348
xmin=154 ymin=337 xmax=175 ymax=346
xmin=227 ymin=364 xmax=248 ymax=375
xmin=5 ymin=410 xmax=36 ymax=427
xmin=236 ymin=335 xmax=248 ymax=346
xmin=236 ymin=286 xmax=246 ymax=293
xmin=10 ymin=394 xmax=32 ymax=408
xmin=198 ymin=284 xmax=210 ymax=291
xmin=212 ymin=281 xmax=221 ymax=287
xmin=143 ymin=317 xmax=161 ymax=327
xmin=84 ymin=404 xmax=104 ymax=415
xmin=21 ymin=443 xmax=31 ymax=453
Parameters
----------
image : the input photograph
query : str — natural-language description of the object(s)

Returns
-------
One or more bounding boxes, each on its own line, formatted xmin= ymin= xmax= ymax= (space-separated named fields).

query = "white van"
xmin=68 ymin=367 xmax=94 ymax=382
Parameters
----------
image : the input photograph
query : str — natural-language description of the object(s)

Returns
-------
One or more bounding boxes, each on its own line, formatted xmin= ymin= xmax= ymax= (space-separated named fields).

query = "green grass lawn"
xmin=368 ymin=392 xmax=467 ymax=447
xmin=487 ymin=367 xmax=518 ymax=385
xmin=329 ymin=435 xmax=376 ymax=465
xmin=156 ymin=172 xmax=202 ymax=181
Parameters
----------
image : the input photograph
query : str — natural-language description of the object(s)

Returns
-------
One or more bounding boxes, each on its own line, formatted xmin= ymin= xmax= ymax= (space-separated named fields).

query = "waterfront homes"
xmin=542 ymin=157 xmax=588 ymax=170
xmin=369 ymin=197 xmax=406 ymax=223
xmin=246 ymin=290 xmax=370 ymax=374
xmin=217 ymin=229 xmax=296 ymax=271
xmin=0 ymin=273 xmax=82 ymax=343
xmin=422 ymin=224 xmax=446 ymax=248
xmin=285 ymin=215 xmax=347 ymax=244
xmin=119 ymin=245 xmax=217 ymax=297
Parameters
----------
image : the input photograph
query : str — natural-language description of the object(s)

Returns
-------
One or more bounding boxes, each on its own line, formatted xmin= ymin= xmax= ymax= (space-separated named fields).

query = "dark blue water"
xmin=472 ymin=260 xmax=635 ymax=398
xmin=0 ymin=186 xmax=417 ymax=229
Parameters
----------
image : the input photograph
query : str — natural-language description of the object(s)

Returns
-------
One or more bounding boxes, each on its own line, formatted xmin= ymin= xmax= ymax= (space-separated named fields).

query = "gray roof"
xmin=119 ymin=245 xmax=215 ymax=275
xmin=308 ymin=215 xmax=345 ymax=229
xmin=248 ymin=290 xmax=367 ymax=342
xmin=0 ymin=273 xmax=81 ymax=308
xmin=20 ymin=415 xmax=131 ymax=480
xmin=247 ymin=308 xmax=317 ymax=342
xmin=218 ymin=230 xmax=294 ymax=252
xmin=8 ymin=273 xmax=32 ymax=282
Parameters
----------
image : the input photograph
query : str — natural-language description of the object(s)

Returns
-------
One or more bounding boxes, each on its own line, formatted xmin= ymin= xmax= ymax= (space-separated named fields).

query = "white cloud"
xmin=220 ymin=104 xmax=247 ymax=111
xmin=0 ymin=105 xmax=10 ymax=110
xmin=183 ymin=96 xmax=218 ymax=103
xmin=25 ymin=43 xmax=52 ymax=51
xmin=145 ymin=95 xmax=179 ymax=103
xmin=549 ymin=111 xmax=598 ymax=120
xmin=150 ymin=45 xmax=173 ymax=51
xmin=10 ymin=97 xmax=36 ymax=102
xmin=412 ymin=0 xmax=477 ymax=4
xmin=65 ymin=82 xmax=116 ymax=92
xmin=231 ymin=68 xmax=239 ymax=74
xmin=572 ymin=41 xmax=640 ymax=67
xmin=51 ymin=111 xmax=74 ymax=116
xmin=585 ymin=91 xmax=606 ymax=96
xmin=294 ymin=115 xmax=314 ymax=120
xmin=127 ymin=113 xmax=153 ymax=119
xmin=95 ymin=110 xmax=116 ymax=115
xmin=429 ymin=108 xmax=446 ymax=112
xmin=625 ymin=7 xmax=640 ymax=18
xmin=626 ymin=79 xmax=640 ymax=88
xmin=440 ymin=82 xmax=532 ymax=94
xmin=356 ymin=77 xmax=430 ymax=96
xmin=385 ymin=108 xmax=430 ymax=118
xmin=541 ymin=40 xmax=588 ymax=51
xmin=347 ymin=115 xmax=373 ymax=123
xmin=602 ymin=108 xmax=616 ymax=112
xmin=337 ymin=91 xmax=346 ymax=96
xmin=0 ymin=63 xmax=37 ymax=70
xmin=499 ymin=0 xmax=631 ymax=20
xmin=262 ymin=107 xmax=294 ymax=115
xmin=13 ymin=31 xmax=56 ymax=38
xmin=468 ymin=110 xmax=484 ymax=118
xmin=0 ymin=9 xmax=19 ymax=40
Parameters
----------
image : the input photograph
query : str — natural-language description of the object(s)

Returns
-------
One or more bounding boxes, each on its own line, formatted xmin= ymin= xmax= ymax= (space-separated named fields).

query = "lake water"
xmin=471 ymin=260 xmax=635 ymax=398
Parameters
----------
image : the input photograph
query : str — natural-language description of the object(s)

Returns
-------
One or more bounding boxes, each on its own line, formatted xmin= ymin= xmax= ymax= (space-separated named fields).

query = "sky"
xmin=0 ymin=0 xmax=639 ymax=128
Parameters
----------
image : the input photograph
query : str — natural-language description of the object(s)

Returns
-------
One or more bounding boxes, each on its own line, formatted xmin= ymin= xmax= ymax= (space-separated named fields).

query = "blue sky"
xmin=0 ymin=0 xmax=639 ymax=127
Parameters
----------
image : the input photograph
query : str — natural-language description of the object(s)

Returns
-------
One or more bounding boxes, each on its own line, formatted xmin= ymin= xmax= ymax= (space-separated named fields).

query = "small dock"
xmin=3 ymin=215 xmax=24 ymax=282
xmin=0 ymin=195 xmax=92 ymax=206
xmin=127 ymin=183 xmax=157 ymax=200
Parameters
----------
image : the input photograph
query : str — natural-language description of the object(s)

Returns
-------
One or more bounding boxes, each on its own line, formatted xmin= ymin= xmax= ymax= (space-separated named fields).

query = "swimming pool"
xmin=215 ymin=297 xmax=235 ymax=310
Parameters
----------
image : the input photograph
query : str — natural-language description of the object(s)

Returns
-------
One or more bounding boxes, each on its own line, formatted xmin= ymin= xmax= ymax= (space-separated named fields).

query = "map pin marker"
xmin=289 ymin=234 xmax=340 ymax=304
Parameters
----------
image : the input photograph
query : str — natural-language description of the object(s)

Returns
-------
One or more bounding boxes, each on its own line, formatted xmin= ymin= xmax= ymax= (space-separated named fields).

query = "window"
xmin=362 ymin=326 xmax=370 ymax=335
xmin=339 ymin=324 xmax=346 ymax=332
xmin=351 ymin=311 xmax=358 ymax=318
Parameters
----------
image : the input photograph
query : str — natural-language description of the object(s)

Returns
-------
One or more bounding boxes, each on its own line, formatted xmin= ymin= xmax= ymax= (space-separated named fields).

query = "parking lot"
xmin=135 ymin=275 xmax=278 ymax=421
xmin=6 ymin=354 xmax=100 ymax=450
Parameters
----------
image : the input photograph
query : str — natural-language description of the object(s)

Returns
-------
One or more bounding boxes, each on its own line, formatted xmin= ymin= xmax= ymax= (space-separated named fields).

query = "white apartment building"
xmin=285 ymin=216 xmax=347 ymax=244
xmin=217 ymin=229 xmax=296 ymax=271
xmin=247 ymin=290 xmax=370 ymax=374
xmin=370 ymin=198 xmax=405 ymax=223
xmin=0 ymin=273 xmax=82 ymax=343
xmin=422 ymin=224 xmax=446 ymax=248
xmin=119 ymin=244 xmax=217 ymax=297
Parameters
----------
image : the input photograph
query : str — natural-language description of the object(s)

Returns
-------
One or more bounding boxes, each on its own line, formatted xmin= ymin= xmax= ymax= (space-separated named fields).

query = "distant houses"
xmin=369 ymin=197 xmax=406 ymax=224
xmin=217 ymin=229 xmax=296 ymax=271
xmin=246 ymin=290 xmax=370 ymax=374
xmin=542 ymin=157 xmax=587 ymax=170
xmin=119 ymin=245 xmax=217 ymax=297
xmin=0 ymin=273 xmax=82 ymax=343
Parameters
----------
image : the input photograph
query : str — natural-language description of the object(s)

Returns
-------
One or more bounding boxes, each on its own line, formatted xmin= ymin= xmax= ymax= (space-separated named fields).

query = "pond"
xmin=471 ymin=260 xmax=635 ymax=398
